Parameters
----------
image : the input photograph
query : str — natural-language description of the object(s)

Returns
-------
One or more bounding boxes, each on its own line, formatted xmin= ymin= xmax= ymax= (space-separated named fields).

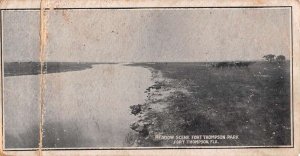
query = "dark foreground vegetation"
xmin=128 ymin=61 xmax=291 ymax=146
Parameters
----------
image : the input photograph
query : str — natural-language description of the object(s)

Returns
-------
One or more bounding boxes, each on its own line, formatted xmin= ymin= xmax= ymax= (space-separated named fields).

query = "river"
xmin=4 ymin=63 xmax=153 ymax=148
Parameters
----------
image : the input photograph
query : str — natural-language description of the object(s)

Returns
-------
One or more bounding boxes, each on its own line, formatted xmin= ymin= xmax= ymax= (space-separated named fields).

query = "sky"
xmin=3 ymin=8 xmax=291 ymax=62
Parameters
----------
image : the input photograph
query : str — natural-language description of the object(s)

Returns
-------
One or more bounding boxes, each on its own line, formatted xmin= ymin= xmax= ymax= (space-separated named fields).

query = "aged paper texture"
xmin=0 ymin=0 xmax=299 ymax=156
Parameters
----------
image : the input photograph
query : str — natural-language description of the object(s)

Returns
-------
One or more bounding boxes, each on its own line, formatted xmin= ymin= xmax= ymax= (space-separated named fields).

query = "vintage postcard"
xmin=0 ymin=0 xmax=299 ymax=156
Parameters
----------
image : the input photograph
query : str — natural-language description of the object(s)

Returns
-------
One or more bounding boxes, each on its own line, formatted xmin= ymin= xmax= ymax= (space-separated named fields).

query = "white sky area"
xmin=3 ymin=8 xmax=291 ymax=62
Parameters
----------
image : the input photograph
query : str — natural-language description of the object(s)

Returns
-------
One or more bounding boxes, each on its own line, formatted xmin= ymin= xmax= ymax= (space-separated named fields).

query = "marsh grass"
xmin=133 ymin=61 xmax=290 ymax=146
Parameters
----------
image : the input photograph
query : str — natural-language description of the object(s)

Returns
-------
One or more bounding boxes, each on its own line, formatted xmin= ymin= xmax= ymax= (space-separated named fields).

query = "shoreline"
xmin=127 ymin=65 xmax=191 ymax=147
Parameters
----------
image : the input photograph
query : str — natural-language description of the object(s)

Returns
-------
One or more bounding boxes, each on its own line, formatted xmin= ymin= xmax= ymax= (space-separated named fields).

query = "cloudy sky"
xmin=3 ymin=8 xmax=291 ymax=62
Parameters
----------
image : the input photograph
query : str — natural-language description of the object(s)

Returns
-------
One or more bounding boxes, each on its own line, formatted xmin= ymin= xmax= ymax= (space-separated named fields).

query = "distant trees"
xmin=276 ymin=55 xmax=286 ymax=62
xmin=263 ymin=54 xmax=276 ymax=62
xmin=214 ymin=62 xmax=252 ymax=68
xmin=263 ymin=54 xmax=286 ymax=63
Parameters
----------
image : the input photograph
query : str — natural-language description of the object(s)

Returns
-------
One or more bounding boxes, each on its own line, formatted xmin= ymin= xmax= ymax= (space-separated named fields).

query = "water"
xmin=4 ymin=64 xmax=153 ymax=148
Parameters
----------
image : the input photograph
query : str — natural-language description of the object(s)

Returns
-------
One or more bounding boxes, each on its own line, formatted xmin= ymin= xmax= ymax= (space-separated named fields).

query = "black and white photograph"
xmin=1 ymin=7 xmax=293 ymax=150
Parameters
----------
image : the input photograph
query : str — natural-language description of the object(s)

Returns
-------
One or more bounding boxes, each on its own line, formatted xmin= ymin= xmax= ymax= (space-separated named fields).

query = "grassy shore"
xmin=127 ymin=61 xmax=290 ymax=146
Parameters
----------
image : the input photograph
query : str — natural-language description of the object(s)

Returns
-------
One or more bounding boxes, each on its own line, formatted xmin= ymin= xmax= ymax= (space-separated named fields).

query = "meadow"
xmin=130 ymin=61 xmax=291 ymax=146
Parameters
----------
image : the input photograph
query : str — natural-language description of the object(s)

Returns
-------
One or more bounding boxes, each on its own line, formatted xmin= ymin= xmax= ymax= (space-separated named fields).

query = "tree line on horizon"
xmin=263 ymin=54 xmax=286 ymax=62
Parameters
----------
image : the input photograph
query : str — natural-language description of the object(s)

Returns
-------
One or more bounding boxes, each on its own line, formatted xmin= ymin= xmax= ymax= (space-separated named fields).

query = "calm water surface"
xmin=5 ymin=64 xmax=153 ymax=148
